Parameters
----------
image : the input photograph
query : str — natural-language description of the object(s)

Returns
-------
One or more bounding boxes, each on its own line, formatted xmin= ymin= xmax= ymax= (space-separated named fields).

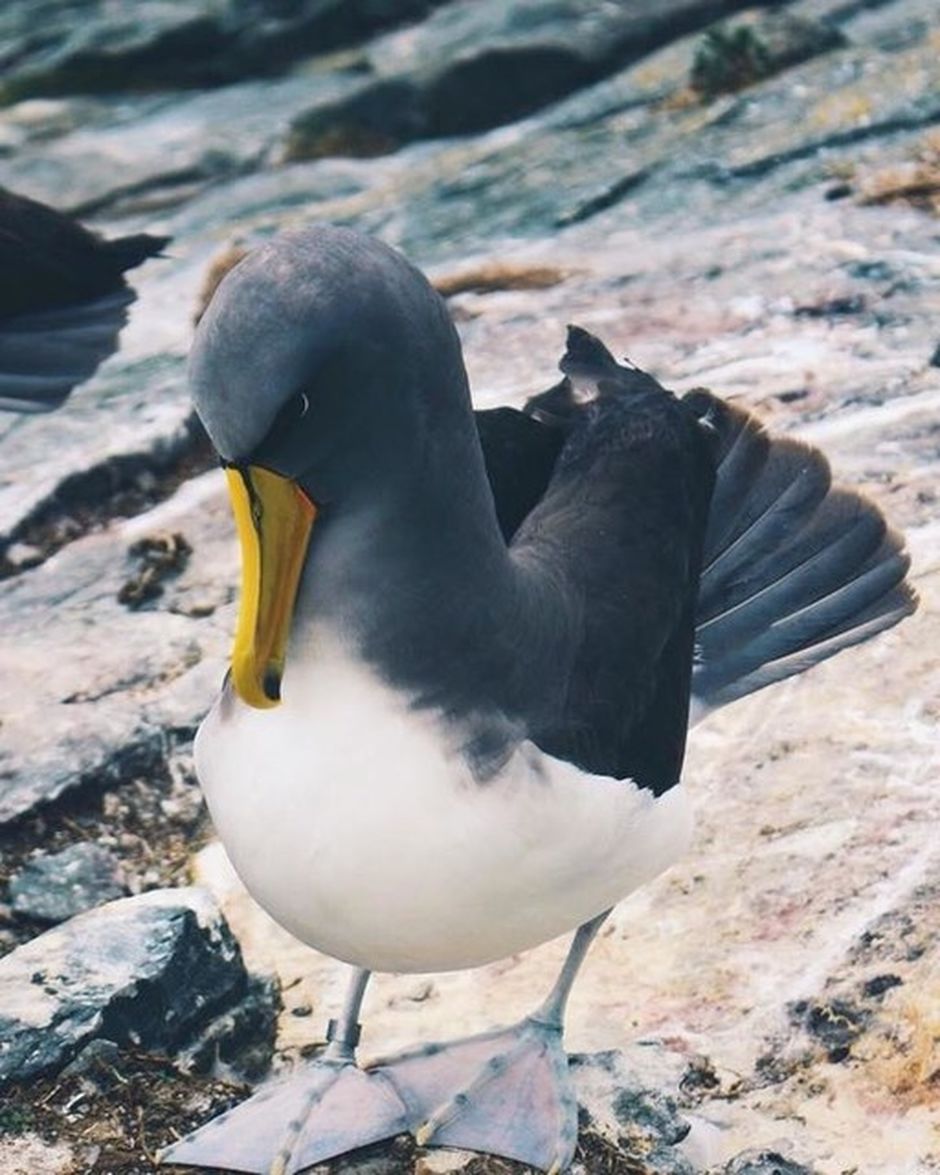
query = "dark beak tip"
xmin=262 ymin=668 xmax=282 ymax=703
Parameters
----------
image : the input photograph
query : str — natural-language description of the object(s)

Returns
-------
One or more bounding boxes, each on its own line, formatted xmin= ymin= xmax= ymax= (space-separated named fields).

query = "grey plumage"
xmin=515 ymin=340 xmax=915 ymax=723
xmin=0 ymin=185 xmax=167 ymax=412
xmin=686 ymin=391 xmax=916 ymax=711
xmin=0 ymin=290 xmax=135 ymax=412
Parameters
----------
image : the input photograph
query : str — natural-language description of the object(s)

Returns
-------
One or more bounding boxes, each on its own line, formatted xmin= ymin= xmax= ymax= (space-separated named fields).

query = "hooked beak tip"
xmin=262 ymin=667 xmax=282 ymax=703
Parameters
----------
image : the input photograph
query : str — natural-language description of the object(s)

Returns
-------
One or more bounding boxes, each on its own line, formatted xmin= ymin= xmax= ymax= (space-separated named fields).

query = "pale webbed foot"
xmin=373 ymin=1016 xmax=579 ymax=1173
xmin=159 ymin=1057 xmax=409 ymax=1175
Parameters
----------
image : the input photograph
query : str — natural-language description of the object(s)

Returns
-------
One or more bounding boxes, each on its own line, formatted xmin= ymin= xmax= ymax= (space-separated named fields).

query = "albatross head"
xmin=189 ymin=225 xmax=469 ymax=710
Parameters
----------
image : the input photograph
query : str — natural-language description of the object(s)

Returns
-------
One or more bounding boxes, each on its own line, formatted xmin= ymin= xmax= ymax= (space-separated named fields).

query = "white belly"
xmin=195 ymin=627 xmax=693 ymax=973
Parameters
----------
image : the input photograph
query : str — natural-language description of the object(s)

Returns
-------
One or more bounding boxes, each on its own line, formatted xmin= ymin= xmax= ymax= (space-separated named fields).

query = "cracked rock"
xmin=181 ymin=972 xmax=281 ymax=1082
xmin=571 ymin=1049 xmax=693 ymax=1174
xmin=285 ymin=0 xmax=777 ymax=161
xmin=0 ymin=887 xmax=276 ymax=1087
xmin=0 ymin=0 xmax=445 ymax=104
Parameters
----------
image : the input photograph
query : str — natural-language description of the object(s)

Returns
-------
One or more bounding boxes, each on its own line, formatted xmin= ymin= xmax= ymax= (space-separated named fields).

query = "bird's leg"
xmin=373 ymin=910 xmax=611 ymax=1174
xmin=531 ymin=908 xmax=611 ymax=1031
xmin=159 ymin=966 xmax=410 ymax=1175
xmin=321 ymin=964 xmax=371 ymax=1063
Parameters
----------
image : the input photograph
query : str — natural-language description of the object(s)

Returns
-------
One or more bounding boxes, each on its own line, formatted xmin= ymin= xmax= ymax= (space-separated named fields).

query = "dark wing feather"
xmin=685 ymin=390 xmax=916 ymax=714
xmin=476 ymin=329 xmax=916 ymax=794
xmin=481 ymin=328 xmax=715 ymax=792
xmin=0 ymin=186 xmax=168 ymax=411
xmin=0 ymin=291 xmax=136 ymax=412
xmin=513 ymin=385 xmax=714 ymax=791
xmin=473 ymin=407 xmax=564 ymax=541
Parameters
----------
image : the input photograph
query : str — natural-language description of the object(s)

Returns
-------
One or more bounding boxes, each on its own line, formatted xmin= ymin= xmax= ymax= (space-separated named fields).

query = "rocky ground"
xmin=0 ymin=1 xmax=938 ymax=1172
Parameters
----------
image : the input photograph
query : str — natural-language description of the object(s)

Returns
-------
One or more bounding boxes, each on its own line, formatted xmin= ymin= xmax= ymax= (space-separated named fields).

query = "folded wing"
xmin=475 ymin=329 xmax=916 ymax=766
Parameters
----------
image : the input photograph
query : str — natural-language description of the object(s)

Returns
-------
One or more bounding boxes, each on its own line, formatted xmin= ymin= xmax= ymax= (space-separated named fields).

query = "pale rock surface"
xmin=0 ymin=1135 xmax=79 ymax=1175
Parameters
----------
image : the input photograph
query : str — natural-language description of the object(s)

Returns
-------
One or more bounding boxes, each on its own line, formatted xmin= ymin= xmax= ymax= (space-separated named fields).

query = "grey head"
xmin=190 ymin=225 xmax=473 ymax=505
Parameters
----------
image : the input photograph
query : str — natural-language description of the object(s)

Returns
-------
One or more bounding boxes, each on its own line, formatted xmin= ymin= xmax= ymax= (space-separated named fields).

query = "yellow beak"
xmin=225 ymin=465 xmax=317 ymax=709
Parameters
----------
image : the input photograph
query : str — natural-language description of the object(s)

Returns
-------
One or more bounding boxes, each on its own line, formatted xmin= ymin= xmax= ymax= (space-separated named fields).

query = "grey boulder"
xmin=0 ymin=887 xmax=277 ymax=1087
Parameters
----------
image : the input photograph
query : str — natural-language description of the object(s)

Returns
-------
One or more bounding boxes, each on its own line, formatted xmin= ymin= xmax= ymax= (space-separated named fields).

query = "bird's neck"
xmin=292 ymin=429 xmax=563 ymax=739
xmin=301 ymin=457 xmax=509 ymax=635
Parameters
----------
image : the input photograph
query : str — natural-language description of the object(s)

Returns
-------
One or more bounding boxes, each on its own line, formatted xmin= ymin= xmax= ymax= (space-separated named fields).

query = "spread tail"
xmin=685 ymin=390 xmax=916 ymax=715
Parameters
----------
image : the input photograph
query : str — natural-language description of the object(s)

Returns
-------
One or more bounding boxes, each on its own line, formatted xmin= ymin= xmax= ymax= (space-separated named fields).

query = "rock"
xmin=8 ymin=843 xmax=127 ymax=924
xmin=181 ymin=973 xmax=281 ymax=1081
xmin=571 ymin=1050 xmax=694 ymax=1174
xmin=720 ymin=1150 xmax=817 ymax=1175
xmin=0 ymin=1135 xmax=76 ymax=1175
xmin=267 ymin=0 xmax=940 ymax=264
xmin=689 ymin=12 xmax=847 ymax=99
xmin=2 ymin=542 xmax=42 ymax=571
xmin=0 ymin=71 xmax=361 ymax=216
xmin=0 ymin=709 xmax=167 ymax=827
xmin=568 ymin=1052 xmax=695 ymax=1170
xmin=0 ymin=357 xmax=198 ymax=564
xmin=414 ymin=1152 xmax=474 ymax=1173
xmin=0 ymin=464 xmax=233 ymax=823
xmin=285 ymin=0 xmax=782 ymax=160
xmin=0 ymin=0 xmax=446 ymax=105
xmin=58 ymin=1036 xmax=121 ymax=1083
xmin=0 ymin=887 xmax=276 ymax=1086
xmin=788 ymin=996 xmax=869 ymax=1064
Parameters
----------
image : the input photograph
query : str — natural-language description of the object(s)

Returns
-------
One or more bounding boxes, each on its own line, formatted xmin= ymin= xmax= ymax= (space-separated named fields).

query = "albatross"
xmin=161 ymin=225 xmax=916 ymax=1174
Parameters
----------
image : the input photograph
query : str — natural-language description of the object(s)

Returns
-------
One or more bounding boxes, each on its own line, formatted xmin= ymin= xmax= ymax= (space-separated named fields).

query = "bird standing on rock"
xmin=162 ymin=225 xmax=915 ymax=1175
xmin=0 ymin=186 xmax=168 ymax=412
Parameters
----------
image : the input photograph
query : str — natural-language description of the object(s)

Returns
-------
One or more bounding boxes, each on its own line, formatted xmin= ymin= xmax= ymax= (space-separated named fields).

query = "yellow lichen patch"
xmin=194 ymin=243 xmax=250 ymax=324
xmin=656 ymin=86 xmax=702 ymax=113
xmin=824 ymin=158 xmax=857 ymax=182
xmin=862 ymin=987 xmax=940 ymax=1108
xmin=857 ymin=131 xmax=940 ymax=215
xmin=432 ymin=262 xmax=575 ymax=299
xmin=632 ymin=59 xmax=679 ymax=90
xmin=808 ymin=90 xmax=873 ymax=134
xmin=284 ymin=123 xmax=400 ymax=164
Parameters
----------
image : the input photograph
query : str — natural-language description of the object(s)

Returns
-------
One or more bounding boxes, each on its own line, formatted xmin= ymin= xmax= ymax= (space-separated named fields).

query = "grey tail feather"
xmin=687 ymin=390 xmax=917 ymax=715
xmin=0 ymin=288 xmax=133 ymax=412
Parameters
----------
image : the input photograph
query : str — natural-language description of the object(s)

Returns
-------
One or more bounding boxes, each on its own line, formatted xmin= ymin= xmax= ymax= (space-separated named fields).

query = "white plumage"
xmin=197 ymin=624 xmax=692 ymax=973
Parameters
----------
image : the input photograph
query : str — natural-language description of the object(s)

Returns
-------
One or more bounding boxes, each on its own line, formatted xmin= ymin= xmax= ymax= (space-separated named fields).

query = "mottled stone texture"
xmin=0 ymin=889 xmax=277 ymax=1086
xmin=0 ymin=0 xmax=447 ymax=101
xmin=9 ymin=843 xmax=126 ymax=923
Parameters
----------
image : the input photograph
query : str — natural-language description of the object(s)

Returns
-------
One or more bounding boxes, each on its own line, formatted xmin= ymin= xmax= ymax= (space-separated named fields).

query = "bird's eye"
xmin=297 ymin=392 xmax=310 ymax=418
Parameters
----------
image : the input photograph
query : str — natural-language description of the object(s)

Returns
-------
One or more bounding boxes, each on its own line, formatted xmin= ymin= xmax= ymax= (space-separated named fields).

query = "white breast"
xmin=195 ymin=626 xmax=693 ymax=973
